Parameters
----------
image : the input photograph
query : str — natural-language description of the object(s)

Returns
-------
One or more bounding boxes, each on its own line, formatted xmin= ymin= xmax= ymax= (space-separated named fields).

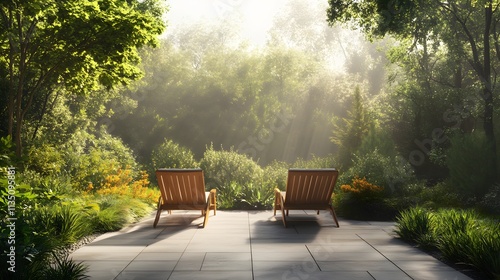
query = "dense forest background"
xmin=101 ymin=1 xmax=389 ymax=166
xmin=2 ymin=0 xmax=499 ymax=190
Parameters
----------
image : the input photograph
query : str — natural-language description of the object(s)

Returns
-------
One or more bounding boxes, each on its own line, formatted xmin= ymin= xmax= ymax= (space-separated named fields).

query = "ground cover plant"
xmin=395 ymin=207 xmax=500 ymax=279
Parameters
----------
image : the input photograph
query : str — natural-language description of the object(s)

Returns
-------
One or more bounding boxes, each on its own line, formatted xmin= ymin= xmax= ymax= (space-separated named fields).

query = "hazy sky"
xmin=164 ymin=0 xmax=288 ymax=46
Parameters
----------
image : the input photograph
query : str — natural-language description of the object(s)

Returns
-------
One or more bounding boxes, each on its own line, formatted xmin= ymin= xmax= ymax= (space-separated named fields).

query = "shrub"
xmin=340 ymin=176 xmax=384 ymax=199
xmin=465 ymin=222 xmax=500 ymax=279
xmin=41 ymin=253 xmax=89 ymax=280
xmin=341 ymin=149 xmax=416 ymax=195
xmin=0 ymin=136 xmax=16 ymax=167
xmin=91 ymin=168 xmax=159 ymax=205
xmin=446 ymin=132 xmax=495 ymax=198
xmin=434 ymin=209 xmax=480 ymax=261
xmin=334 ymin=177 xmax=396 ymax=220
xmin=63 ymin=130 xmax=138 ymax=191
xmin=26 ymin=144 xmax=65 ymax=175
xmin=90 ymin=196 xmax=153 ymax=232
xmin=151 ymin=139 xmax=198 ymax=170
xmin=480 ymin=184 xmax=500 ymax=215
xmin=292 ymin=155 xmax=337 ymax=169
xmin=37 ymin=205 xmax=92 ymax=247
xmin=200 ymin=147 xmax=275 ymax=209
xmin=414 ymin=181 xmax=461 ymax=209
xmin=395 ymin=207 xmax=500 ymax=278
xmin=394 ymin=207 xmax=435 ymax=245
xmin=0 ymin=183 xmax=92 ymax=280
xmin=214 ymin=181 xmax=244 ymax=209
xmin=240 ymin=182 xmax=275 ymax=210
xmin=200 ymin=146 xmax=263 ymax=208
xmin=262 ymin=161 xmax=288 ymax=191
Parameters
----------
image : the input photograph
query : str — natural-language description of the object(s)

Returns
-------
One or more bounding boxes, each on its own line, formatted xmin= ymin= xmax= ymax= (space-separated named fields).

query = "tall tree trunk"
xmin=483 ymin=4 xmax=498 ymax=180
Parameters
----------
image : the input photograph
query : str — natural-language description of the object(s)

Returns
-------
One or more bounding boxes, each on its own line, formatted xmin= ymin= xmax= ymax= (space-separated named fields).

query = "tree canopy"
xmin=327 ymin=0 xmax=499 ymax=180
xmin=0 ymin=0 xmax=166 ymax=156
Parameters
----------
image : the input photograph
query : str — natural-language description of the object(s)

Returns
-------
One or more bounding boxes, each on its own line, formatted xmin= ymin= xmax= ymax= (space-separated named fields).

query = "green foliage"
xmin=200 ymin=146 xmax=263 ymax=192
xmin=0 ymin=169 xmax=155 ymax=279
xmin=262 ymin=161 xmax=289 ymax=191
xmin=394 ymin=207 xmax=436 ymax=245
xmin=32 ymin=205 xmax=91 ymax=248
xmin=41 ymin=253 xmax=89 ymax=280
xmin=357 ymin=124 xmax=397 ymax=158
xmin=240 ymin=182 xmax=275 ymax=210
xmin=413 ymin=181 xmax=462 ymax=209
xmin=434 ymin=208 xmax=480 ymax=259
xmin=27 ymin=144 xmax=65 ymax=176
xmin=395 ymin=207 xmax=500 ymax=278
xmin=64 ymin=130 xmax=138 ymax=191
xmin=90 ymin=195 xmax=152 ymax=232
xmin=292 ymin=155 xmax=337 ymax=169
xmin=340 ymin=149 xmax=416 ymax=194
xmin=334 ymin=176 xmax=397 ymax=220
xmin=0 ymin=136 xmax=16 ymax=167
xmin=480 ymin=184 xmax=500 ymax=215
xmin=0 ymin=178 xmax=91 ymax=280
xmin=331 ymin=86 xmax=370 ymax=167
xmin=327 ymin=0 xmax=430 ymax=38
xmin=23 ymin=126 xmax=138 ymax=191
xmin=1 ymin=0 xmax=166 ymax=156
xmin=151 ymin=138 xmax=198 ymax=170
xmin=434 ymin=209 xmax=500 ymax=279
xmin=199 ymin=146 xmax=281 ymax=209
xmin=446 ymin=132 xmax=496 ymax=198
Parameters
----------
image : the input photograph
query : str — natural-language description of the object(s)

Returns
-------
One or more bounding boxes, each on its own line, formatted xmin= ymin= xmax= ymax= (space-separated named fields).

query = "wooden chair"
xmin=154 ymin=168 xmax=216 ymax=228
xmin=273 ymin=168 xmax=340 ymax=227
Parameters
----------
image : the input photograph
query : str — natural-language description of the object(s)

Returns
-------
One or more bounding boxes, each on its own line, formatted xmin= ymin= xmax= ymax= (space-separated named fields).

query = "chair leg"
xmin=330 ymin=205 xmax=340 ymax=227
xmin=211 ymin=189 xmax=217 ymax=216
xmin=273 ymin=189 xmax=280 ymax=216
xmin=203 ymin=201 xmax=211 ymax=228
xmin=280 ymin=195 xmax=287 ymax=227
xmin=153 ymin=197 xmax=162 ymax=228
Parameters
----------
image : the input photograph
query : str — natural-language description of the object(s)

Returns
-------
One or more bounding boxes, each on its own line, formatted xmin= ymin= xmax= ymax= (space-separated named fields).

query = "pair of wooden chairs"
xmin=154 ymin=168 xmax=339 ymax=228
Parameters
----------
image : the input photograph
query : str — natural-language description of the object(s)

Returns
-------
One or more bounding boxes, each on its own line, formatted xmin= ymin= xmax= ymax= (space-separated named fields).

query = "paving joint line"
xmin=356 ymin=233 xmax=415 ymax=280
xmin=248 ymin=211 xmax=255 ymax=280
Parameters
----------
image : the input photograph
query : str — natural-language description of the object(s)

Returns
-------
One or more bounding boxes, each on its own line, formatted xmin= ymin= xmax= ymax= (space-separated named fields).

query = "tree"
xmin=0 ymin=0 xmax=165 ymax=157
xmin=331 ymin=86 xmax=370 ymax=166
xmin=327 ymin=0 xmax=499 ymax=179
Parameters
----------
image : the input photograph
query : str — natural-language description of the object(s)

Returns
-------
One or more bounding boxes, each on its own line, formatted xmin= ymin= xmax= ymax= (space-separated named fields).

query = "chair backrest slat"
xmin=156 ymin=169 xmax=206 ymax=206
xmin=285 ymin=169 xmax=338 ymax=206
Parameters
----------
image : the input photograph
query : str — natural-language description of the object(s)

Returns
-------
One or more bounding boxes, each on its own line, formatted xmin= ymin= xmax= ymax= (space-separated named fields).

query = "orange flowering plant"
xmin=340 ymin=176 xmax=384 ymax=200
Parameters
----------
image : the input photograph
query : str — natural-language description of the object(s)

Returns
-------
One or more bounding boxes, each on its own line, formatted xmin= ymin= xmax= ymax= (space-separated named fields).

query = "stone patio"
xmin=69 ymin=210 xmax=473 ymax=280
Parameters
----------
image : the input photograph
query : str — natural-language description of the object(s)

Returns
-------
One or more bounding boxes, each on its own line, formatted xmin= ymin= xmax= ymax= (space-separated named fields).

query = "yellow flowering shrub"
xmin=95 ymin=167 xmax=159 ymax=204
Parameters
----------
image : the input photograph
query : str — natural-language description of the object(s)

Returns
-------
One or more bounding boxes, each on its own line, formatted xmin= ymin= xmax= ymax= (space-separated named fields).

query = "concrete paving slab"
xmin=69 ymin=210 xmax=473 ymax=280
xmin=115 ymin=270 xmax=171 ymax=280
xmin=168 ymin=271 xmax=253 ymax=280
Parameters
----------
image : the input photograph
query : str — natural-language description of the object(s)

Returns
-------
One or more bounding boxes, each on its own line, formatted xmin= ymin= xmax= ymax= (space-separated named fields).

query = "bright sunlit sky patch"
xmin=164 ymin=0 xmax=287 ymax=47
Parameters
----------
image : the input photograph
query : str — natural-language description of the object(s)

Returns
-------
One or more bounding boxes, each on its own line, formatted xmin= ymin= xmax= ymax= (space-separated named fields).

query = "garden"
xmin=1 ymin=0 xmax=500 ymax=279
xmin=1 ymin=134 xmax=499 ymax=279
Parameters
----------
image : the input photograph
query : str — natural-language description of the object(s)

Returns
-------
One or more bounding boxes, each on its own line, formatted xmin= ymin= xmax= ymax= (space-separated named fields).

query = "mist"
xmin=106 ymin=0 xmax=391 ymax=166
